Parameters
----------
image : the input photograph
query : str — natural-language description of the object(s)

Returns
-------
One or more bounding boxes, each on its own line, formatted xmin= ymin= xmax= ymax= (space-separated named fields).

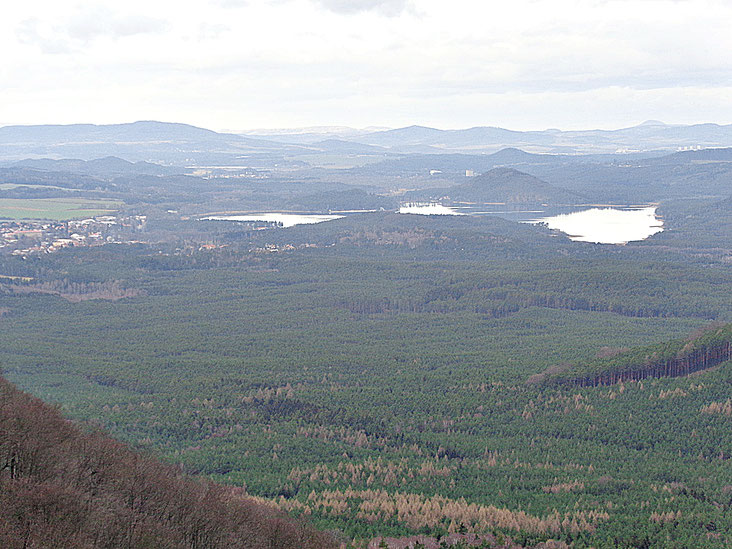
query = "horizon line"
xmin=2 ymin=119 xmax=732 ymax=136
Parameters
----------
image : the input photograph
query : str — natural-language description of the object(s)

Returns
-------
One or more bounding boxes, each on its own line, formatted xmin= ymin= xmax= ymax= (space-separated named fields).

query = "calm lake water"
xmin=203 ymin=203 xmax=664 ymax=245
xmin=202 ymin=213 xmax=344 ymax=227
xmin=536 ymin=206 xmax=663 ymax=244
xmin=399 ymin=203 xmax=465 ymax=215
xmin=399 ymin=203 xmax=664 ymax=244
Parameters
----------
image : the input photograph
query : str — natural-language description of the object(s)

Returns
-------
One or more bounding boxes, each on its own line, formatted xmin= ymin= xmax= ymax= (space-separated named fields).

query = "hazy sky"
xmin=3 ymin=0 xmax=732 ymax=131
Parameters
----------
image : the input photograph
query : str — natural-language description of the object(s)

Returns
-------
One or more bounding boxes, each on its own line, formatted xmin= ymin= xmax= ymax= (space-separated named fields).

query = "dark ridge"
xmin=646 ymin=147 xmax=732 ymax=165
xmin=405 ymin=167 xmax=586 ymax=205
xmin=0 ymin=375 xmax=337 ymax=549
xmin=537 ymin=324 xmax=732 ymax=387
xmin=12 ymin=156 xmax=173 ymax=176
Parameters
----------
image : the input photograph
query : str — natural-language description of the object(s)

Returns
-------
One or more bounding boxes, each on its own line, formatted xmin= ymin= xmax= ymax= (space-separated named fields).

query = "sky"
xmin=3 ymin=0 xmax=732 ymax=132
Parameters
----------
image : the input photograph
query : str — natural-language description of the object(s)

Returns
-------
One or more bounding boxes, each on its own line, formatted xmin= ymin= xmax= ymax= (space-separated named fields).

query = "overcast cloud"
xmin=314 ymin=0 xmax=414 ymax=16
xmin=2 ymin=0 xmax=731 ymax=131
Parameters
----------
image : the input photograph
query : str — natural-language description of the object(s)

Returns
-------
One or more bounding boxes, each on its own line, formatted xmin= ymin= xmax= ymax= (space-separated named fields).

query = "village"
xmin=0 ymin=215 xmax=147 ymax=257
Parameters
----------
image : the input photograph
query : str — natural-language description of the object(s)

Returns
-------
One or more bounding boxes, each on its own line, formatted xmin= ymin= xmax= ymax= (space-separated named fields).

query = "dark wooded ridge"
xmin=547 ymin=324 xmax=732 ymax=387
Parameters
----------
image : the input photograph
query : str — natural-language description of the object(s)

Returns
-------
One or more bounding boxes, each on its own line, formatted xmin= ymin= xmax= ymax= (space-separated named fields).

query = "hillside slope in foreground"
xmin=0 ymin=375 xmax=337 ymax=549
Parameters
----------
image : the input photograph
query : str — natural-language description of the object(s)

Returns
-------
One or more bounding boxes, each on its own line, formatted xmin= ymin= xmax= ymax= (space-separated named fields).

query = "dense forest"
xmin=1 ymin=229 xmax=730 ymax=547
xmin=0 ymin=132 xmax=730 ymax=547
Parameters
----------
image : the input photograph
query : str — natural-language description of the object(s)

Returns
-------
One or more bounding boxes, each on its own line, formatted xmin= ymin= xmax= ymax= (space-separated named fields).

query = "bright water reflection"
xmin=202 ymin=213 xmax=344 ymax=227
xmin=534 ymin=206 xmax=663 ymax=244
xmin=398 ymin=202 xmax=664 ymax=244
xmin=398 ymin=203 xmax=463 ymax=215
xmin=205 ymin=203 xmax=663 ymax=245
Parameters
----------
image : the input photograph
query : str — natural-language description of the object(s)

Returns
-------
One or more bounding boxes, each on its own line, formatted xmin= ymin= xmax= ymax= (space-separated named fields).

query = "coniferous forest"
xmin=0 ymin=125 xmax=731 ymax=548
xmin=0 ymin=213 xmax=730 ymax=548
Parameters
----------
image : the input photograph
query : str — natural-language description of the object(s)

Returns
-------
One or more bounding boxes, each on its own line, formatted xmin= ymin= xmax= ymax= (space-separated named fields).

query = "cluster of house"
xmin=250 ymin=242 xmax=318 ymax=253
xmin=0 ymin=215 xmax=147 ymax=257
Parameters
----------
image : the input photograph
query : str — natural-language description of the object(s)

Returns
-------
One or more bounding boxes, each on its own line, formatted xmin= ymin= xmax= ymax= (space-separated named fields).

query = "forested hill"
xmin=0 ymin=375 xmax=336 ymax=549
xmin=404 ymin=168 xmax=585 ymax=205
xmin=534 ymin=323 xmax=732 ymax=387
xmin=233 ymin=209 xmax=574 ymax=260
xmin=12 ymin=156 xmax=177 ymax=176
xmin=650 ymin=195 xmax=732 ymax=251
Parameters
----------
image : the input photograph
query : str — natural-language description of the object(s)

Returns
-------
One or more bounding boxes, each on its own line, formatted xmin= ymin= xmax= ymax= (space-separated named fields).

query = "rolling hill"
xmin=404 ymin=167 xmax=586 ymax=205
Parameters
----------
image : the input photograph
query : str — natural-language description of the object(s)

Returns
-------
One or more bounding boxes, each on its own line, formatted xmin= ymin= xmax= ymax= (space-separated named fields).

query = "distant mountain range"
xmin=0 ymin=121 xmax=306 ymax=164
xmin=248 ymin=120 xmax=732 ymax=154
xmin=2 ymin=120 xmax=732 ymax=165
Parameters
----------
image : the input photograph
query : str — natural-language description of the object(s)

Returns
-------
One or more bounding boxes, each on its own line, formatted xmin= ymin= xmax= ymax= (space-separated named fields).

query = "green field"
xmin=0 ymin=197 xmax=121 ymax=220
xmin=0 ymin=183 xmax=80 ymax=191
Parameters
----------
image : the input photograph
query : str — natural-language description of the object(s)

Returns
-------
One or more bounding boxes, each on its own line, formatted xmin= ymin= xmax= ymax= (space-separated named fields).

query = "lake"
xmin=399 ymin=202 xmax=664 ymax=244
xmin=535 ymin=206 xmax=663 ymax=244
xmin=201 ymin=213 xmax=345 ymax=227
xmin=202 ymin=203 xmax=664 ymax=245
xmin=399 ymin=203 xmax=465 ymax=215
